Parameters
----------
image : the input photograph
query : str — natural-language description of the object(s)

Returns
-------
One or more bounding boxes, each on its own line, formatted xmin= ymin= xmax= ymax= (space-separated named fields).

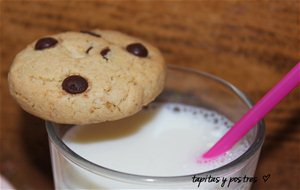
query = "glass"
xmin=46 ymin=65 xmax=265 ymax=189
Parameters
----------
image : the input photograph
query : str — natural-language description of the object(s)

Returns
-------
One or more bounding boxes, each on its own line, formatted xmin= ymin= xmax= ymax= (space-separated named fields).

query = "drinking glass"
xmin=46 ymin=65 xmax=265 ymax=189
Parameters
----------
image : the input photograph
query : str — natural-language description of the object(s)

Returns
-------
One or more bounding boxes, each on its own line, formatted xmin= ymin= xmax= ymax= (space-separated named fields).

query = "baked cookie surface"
xmin=8 ymin=30 xmax=166 ymax=124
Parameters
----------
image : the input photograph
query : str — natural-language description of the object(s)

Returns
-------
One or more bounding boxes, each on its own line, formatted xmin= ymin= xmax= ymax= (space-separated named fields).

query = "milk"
xmin=52 ymin=103 xmax=251 ymax=189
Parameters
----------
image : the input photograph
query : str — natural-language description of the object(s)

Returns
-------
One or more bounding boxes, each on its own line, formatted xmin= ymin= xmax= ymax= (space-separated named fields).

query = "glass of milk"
xmin=46 ymin=65 xmax=265 ymax=189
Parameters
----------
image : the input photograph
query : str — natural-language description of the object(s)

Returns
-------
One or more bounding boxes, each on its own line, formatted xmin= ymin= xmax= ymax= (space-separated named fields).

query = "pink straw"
xmin=202 ymin=62 xmax=300 ymax=159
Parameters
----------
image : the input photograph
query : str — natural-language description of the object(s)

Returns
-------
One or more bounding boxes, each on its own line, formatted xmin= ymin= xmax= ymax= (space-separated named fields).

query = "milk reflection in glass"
xmin=52 ymin=103 xmax=250 ymax=189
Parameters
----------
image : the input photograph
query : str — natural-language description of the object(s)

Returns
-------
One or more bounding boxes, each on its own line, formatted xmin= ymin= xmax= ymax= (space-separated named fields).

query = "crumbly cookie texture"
xmin=8 ymin=30 xmax=166 ymax=124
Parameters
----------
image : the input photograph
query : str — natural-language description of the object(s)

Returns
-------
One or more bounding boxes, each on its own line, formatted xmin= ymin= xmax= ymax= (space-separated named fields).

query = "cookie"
xmin=8 ymin=30 xmax=166 ymax=125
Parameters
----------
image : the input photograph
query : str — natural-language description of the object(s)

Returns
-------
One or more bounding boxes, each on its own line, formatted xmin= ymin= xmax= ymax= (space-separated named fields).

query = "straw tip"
xmin=202 ymin=150 xmax=217 ymax=159
xmin=197 ymin=152 xmax=215 ymax=163
xmin=197 ymin=153 xmax=220 ymax=164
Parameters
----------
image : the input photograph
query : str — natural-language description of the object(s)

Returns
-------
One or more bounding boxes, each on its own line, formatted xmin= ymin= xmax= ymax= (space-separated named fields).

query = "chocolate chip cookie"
xmin=8 ymin=30 xmax=166 ymax=125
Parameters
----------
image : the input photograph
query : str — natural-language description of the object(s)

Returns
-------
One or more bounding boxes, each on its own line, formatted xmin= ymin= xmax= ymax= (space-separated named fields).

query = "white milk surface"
xmin=63 ymin=103 xmax=250 ymax=177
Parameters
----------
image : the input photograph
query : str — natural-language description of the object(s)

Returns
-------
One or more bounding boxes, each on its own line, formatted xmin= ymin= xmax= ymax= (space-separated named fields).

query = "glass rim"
xmin=46 ymin=64 xmax=265 ymax=184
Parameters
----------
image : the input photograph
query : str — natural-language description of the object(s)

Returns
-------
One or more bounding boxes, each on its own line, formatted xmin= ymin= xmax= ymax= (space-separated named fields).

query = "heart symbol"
xmin=263 ymin=174 xmax=271 ymax=182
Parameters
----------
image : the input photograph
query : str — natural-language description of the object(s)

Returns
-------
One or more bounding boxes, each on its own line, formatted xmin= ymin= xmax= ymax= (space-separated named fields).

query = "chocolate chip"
xmin=126 ymin=43 xmax=148 ymax=57
xmin=80 ymin=31 xmax=101 ymax=37
xmin=100 ymin=47 xmax=110 ymax=60
xmin=86 ymin=46 xmax=93 ymax=54
xmin=35 ymin=37 xmax=58 ymax=50
xmin=62 ymin=75 xmax=88 ymax=94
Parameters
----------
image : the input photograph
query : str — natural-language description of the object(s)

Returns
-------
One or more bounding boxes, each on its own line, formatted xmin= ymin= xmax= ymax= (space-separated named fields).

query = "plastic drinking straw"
xmin=202 ymin=62 xmax=300 ymax=159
